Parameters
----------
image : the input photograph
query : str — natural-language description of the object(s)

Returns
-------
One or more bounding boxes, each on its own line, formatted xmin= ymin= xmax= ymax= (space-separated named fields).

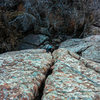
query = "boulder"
xmin=89 ymin=25 xmax=100 ymax=35
xmin=88 ymin=1 xmax=100 ymax=35
xmin=0 ymin=0 xmax=24 ymax=11
xmin=18 ymin=42 xmax=35 ymax=50
xmin=59 ymin=35 xmax=100 ymax=62
xmin=9 ymin=13 xmax=36 ymax=32
xmin=0 ymin=0 xmax=100 ymax=54
xmin=0 ymin=49 xmax=53 ymax=99
xmin=1 ymin=0 xmax=99 ymax=36
xmin=82 ymin=42 xmax=100 ymax=63
xmin=22 ymin=34 xmax=49 ymax=46
xmin=0 ymin=48 xmax=100 ymax=99
xmin=0 ymin=0 xmax=18 ymax=8
xmin=18 ymin=34 xmax=49 ymax=50
xmin=23 ymin=0 xmax=100 ymax=36
xmin=42 ymin=48 xmax=100 ymax=99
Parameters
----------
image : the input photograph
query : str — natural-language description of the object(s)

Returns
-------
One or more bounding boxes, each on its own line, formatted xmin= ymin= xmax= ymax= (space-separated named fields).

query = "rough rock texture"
xmin=87 ymin=1 xmax=100 ymax=36
xmin=1 ymin=0 xmax=93 ymax=35
xmin=0 ymin=10 xmax=24 ymax=53
xmin=89 ymin=25 xmax=100 ymax=35
xmin=0 ymin=0 xmax=100 ymax=53
xmin=0 ymin=0 xmax=99 ymax=34
xmin=59 ymin=35 xmax=100 ymax=63
xmin=0 ymin=48 xmax=100 ymax=99
xmin=0 ymin=0 xmax=22 ymax=10
xmin=18 ymin=34 xmax=49 ymax=50
xmin=9 ymin=13 xmax=36 ymax=32
xmin=42 ymin=48 xmax=100 ymax=100
xmin=0 ymin=49 xmax=53 ymax=99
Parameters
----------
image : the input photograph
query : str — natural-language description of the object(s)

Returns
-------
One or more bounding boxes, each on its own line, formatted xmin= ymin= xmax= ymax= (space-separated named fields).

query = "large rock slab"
xmin=59 ymin=35 xmax=100 ymax=63
xmin=0 ymin=49 xmax=53 ymax=99
xmin=42 ymin=48 xmax=100 ymax=100
xmin=18 ymin=34 xmax=49 ymax=50
xmin=22 ymin=34 xmax=48 ymax=46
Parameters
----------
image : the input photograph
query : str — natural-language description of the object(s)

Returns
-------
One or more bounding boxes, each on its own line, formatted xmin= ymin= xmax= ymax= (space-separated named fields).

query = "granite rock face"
xmin=59 ymin=35 xmax=100 ymax=63
xmin=0 ymin=49 xmax=53 ymax=99
xmin=9 ymin=13 xmax=36 ymax=32
xmin=0 ymin=0 xmax=99 ymax=35
xmin=18 ymin=34 xmax=49 ymax=50
xmin=0 ymin=48 xmax=100 ymax=99
xmin=42 ymin=48 xmax=100 ymax=100
xmin=88 ymin=1 xmax=100 ymax=35
xmin=0 ymin=0 xmax=22 ymax=10
xmin=0 ymin=0 xmax=100 ymax=53
xmin=89 ymin=25 xmax=100 ymax=35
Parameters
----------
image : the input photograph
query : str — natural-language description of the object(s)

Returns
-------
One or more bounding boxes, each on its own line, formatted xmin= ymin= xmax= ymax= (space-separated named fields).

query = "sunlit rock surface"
xmin=0 ymin=49 xmax=52 ymax=99
xmin=42 ymin=48 xmax=100 ymax=100
xmin=59 ymin=35 xmax=100 ymax=63
xmin=0 ymin=48 xmax=100 ymax=99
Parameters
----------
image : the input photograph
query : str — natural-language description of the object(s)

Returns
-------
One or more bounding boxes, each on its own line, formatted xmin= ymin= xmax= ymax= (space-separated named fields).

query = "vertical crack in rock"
xmin=34 ymin=62 xmax=54 ymax=100
xmin=34 ymin=51 xmax=55 ymax=100
xmin=41 ymin=49 xmax=100 ymax=99
xmin=0 ymin=49 xmax=54 ymax=100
